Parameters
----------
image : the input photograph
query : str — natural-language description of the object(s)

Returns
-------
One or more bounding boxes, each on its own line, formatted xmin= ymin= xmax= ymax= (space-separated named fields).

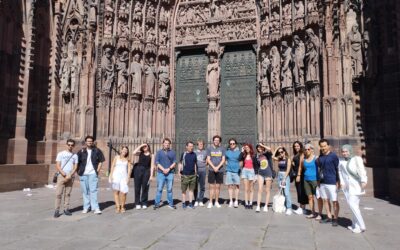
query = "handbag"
xmin=272 ymin=188 xmax=286 ymax=213
xmin=289 ymin=168 xmax=297 ymax=183
xmin=53 ymin=153 xmax=75 ymax=183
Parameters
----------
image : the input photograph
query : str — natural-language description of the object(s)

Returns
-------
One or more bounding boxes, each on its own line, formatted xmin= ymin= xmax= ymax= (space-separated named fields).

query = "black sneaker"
xmin=332 ymin=219 xmax=338 ymax=227
xmin=54 ymin=210 xmax=61 ymax=218
xmin=64 ymin=209 xmax=72 ymax=216
xmin=320 ymin=217 xmax=333 ymax=224
xmin=250 ymin=205 xmax=253 ymax=210
xmin=153 ymin=205 xmax=159 ymax=210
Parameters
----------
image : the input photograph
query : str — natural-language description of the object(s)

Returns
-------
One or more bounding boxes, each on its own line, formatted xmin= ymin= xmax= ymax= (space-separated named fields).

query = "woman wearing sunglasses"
xmin=225 ymin=138 xmax=241 ymax=208
xmin=273 ymin=146 xmax=293 ymax=215
xmin=240 ymin=143 xmax=258 ymax=209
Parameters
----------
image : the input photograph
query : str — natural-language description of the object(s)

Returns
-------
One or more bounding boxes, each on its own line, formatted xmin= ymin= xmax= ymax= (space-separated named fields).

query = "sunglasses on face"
xmin=229 ymin=142 xmax=236 ymax=145
xmin=305 ymin=148 xmax=312 ymax=151
xmin=67 ymin=144 xmax=75 ymax=147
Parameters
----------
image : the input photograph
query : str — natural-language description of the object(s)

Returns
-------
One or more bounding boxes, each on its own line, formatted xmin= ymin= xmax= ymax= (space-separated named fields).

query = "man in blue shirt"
xmin=318 ymin=139 xmax=340 ymax=226
xmin=154 ymin=138 xmax=177 ymax=210
xmin=179 ymin=141 xmax=197 ymax=209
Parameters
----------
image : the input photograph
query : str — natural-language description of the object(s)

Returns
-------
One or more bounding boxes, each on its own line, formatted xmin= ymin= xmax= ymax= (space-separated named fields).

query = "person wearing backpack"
xmin=179 ymin=141 xmax=197 ymax=209
xmin=54 ymin=139 xmax=78 ymax=218
xmin=339 ymin=144 xmax=368 ymax=233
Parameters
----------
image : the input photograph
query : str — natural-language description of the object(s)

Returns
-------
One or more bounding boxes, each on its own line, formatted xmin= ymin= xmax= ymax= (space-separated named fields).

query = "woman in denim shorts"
xmin=239 ymin=143 xmax=257 ymax=209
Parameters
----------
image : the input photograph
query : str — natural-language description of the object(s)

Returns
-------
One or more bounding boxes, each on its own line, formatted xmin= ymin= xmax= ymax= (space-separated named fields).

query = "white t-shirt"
xmin=56 ymin=150 xmax=78 ymax=175
xmin=84 ymin=149 xmax=95 ymax=175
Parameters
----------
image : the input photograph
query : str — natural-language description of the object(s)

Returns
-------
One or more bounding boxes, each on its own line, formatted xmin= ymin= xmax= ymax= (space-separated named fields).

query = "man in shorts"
xmin=318 ymin=139 xmax=340 ymax=226
xmin=206 ymin=135 xmax=226 ymax=208
xmin=179 ymin=141 xmax=197 ymax=209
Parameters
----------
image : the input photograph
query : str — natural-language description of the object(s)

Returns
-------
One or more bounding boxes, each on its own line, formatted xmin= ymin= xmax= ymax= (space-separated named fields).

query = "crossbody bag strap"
xmin=59 ymin=153 xmax=75 ymax=173
xmin=346 ymin=157 xmax=360 ymax=182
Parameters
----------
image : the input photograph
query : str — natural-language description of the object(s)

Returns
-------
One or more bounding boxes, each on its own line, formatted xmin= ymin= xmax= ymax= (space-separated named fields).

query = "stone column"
xmin=128 ymin=94 xmax=141 ymax=138
xmin=143 ymin=97 xmax=154 ymax=138
xmin=98 ymin=92 xmax=112 ymax=137
xmin=208 ymin=96 xmax=220 ymax=142
xmin=113 ymin=93 xmax=126 ymax=137
xmin=156 ymin=97 xmax=167 ymax=138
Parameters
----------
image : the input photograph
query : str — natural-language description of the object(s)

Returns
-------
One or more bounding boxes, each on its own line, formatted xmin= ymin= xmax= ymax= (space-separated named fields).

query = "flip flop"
xmin=306 ymin=214 xmax=316 ymax=219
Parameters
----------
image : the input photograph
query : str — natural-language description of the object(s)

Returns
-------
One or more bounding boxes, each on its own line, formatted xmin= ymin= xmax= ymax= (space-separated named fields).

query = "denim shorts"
xmin=241 ymin=168 xmax=255 ymax=180
xmin=226 ymin=171 xmax=240 ymax=185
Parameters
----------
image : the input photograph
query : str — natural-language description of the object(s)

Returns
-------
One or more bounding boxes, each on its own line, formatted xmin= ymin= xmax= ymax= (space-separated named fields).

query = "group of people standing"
xmin=53 ymin=135 xmax=368 ymax=234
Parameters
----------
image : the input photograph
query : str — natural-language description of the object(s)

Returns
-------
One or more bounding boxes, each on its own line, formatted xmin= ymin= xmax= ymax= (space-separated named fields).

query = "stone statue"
xmin=59 ymin=51 xmax=72 ymax=96
xmin=305 ymin=28 xmax=320 ymax=84
xmin=116 ymin=50 xmax=129 ymax=94
xmin=118 ymin=19 xmax=129 ymax=37
xmin=129 ymin=53 xmax=143 ymax=95
xmin=146 ymin=27 xmax=156 ymax=43
xmin=101 ymin=47 xmax=114 ymax=93
xmin=292 ymin=35 xmax=305 ymax=87
xmin=295 ymin=1 xmax=305 ymax=19
xmin=105 ymin=0 xmax=113 ymax=12
xmin=134 ymin=2 xmax=142 ymax=16
xmin=210 ymin=0 xmax=219 ymax=20
xmin=159 ymin=30 xmax=168 ymax=45
xmin=144 ymin=57 xmax=157 ymax=98
xmin=104 ymin=15 xmax=113 ymax=36
xmin=89 ymin=0 xmax=97 ymax=26
xmin=270 ymin=46 xmax=281 ymax=93
xmin=347 ymin=24 xmax=363 ymax=78
xmin=119 ymin=0 xmax=128 ymax=13
xmin=147 ymin=5 xmax=155 ymax=19
xmin=260 ymin=51 xmax=270 ymax=95
xmin=261 ymin=16 xmax=269 ymax=37
xmin=158 ymin=60 xmax=170 ymax=99
xmin=280 ymin=41 xmax=293 ymax=89
xmin=206 ymin=55 xmax=220 ymax=98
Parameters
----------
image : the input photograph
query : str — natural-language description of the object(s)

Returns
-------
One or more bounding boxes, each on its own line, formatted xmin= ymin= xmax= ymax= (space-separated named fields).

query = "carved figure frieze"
xmin=280 ymin=41 xmax=293 ymax=89
xmin=305 ymin=28 xmax=320 ymax=84
xmin=270 ymin=46 xmax=281 ymax=93
xmin=259 ymin=51 xmax=271 ymax=96
xmin=101 ymin=47 xmax=115 ymax=93
xmin=270 ymin=11 xmax=280 ymax=41
xmin=104 ymin=14 xmax=113 ymax=37
xmin=306 ymin=0 xmax=319 ymax=24
xmin=347 ymin=24 xmax=363 ymax=79
xmin=146 ymin=26 xmax=156 ymax=43
xmin=144 ymin=57 xmax=157 ymax=98
xmin=129 ymin=53 xmax=143 ymax=95
xmin=294 ymin=1 xmax=305 ymax=30
xmin=282 ymin=4 xmax=292 ymax=36
xmin=158 ymin=60 xmax=170 ymax=99
xmin=133 ymin=2 xmax=143 ymax=21
xmin=105 ymin=0 xmax=113 ymax=12
xmin=119 ymin=0 xmax=129 ymax=14
xmin=117 ymin=18 xmax=129 ymax=38
xmin=116 ymin=49 xmax=129 ymax=94
xmin=292 ymin=35 xmax=305 ymax=88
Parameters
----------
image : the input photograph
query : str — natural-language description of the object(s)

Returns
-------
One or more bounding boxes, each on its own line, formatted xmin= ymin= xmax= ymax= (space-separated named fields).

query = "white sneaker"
xmin=347 ymin=226 xmax=354 ymax=230
xmin=136 ymin=205 xmax=141 ymax=210
xmin=142 ymin=205 xmax=147 ymax=210
xmin=234 ymin=200 xmax=239 ymax=208
xmin=94 ymin=209 xmax=102 ymax=214
xmin=285 ymin=209 xmax=292 ymax=215
xmin=263 ymin=206 xmax=268 ymax=212
xmin=194 ymin=201 xmax=199 ymax=207
xmin=294 ymin=207 xmax=303 ymax=215
xmin=207 ymin=202 xmax=213 ymax=209
xmin=352 ymin=227 xmax=364 ymax=234
xmin=228 ymin=201 xmax=233 ymax=208
xmin=199 ymin=202 xmax=204 ymax=207
xmin=82 ymin=208 xmax=89 ymax=214
xmin=256 ymin=206 xmax=261 ymax=212
xmin=215 ymin=202 xmax=221 ymax=208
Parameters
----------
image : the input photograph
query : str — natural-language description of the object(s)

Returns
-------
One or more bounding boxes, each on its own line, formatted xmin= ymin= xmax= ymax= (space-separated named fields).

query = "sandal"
xmin=120 ymin=206 xmax=126 ymax=213
xmin=115 ymin=205 xmax=121 ymax=213
xmin=315 ymin=214 xmax=322 ymax=221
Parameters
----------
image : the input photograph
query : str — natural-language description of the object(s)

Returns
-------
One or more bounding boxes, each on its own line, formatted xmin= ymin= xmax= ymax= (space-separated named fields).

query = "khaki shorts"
xmin=181 ymin=175 xmax=197 ymax=193
xmin=304 ymin=180 xmax=318 ymax=196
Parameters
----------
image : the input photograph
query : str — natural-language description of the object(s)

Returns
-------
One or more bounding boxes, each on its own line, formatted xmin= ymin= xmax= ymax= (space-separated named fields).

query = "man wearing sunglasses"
xmin=54 ymin=139 xmax=78 ymax=218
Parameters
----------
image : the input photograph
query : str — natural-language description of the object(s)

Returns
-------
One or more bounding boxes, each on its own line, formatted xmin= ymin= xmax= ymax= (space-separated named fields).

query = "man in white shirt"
xmin=54 ymin=139 xmax=78 ymax=218
xmin=77 ymin=136 xmax=105 ymax=214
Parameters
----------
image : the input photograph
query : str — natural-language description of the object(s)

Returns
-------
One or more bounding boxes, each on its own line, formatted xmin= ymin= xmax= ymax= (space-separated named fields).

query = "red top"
xmin=244 ymin=158 xmax=253 ymax=169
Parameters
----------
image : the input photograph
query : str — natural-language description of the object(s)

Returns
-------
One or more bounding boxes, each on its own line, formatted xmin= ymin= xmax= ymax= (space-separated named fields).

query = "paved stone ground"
xmin=0 ymin=178 xmax=398 ymax=250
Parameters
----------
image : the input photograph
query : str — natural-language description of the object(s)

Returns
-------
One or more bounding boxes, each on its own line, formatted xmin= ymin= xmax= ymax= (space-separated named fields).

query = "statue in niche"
xmin=206 ymin=54 xmax=220 ymax=98
xmin=292 ymin=35 xmax=305 ymax=87
xmin=280 ymin=41 xmax=293 ymax=89
xmin=101 ymin=47 xmax=114 ymax=93
xmin=119 ymin=0 xmax=128 ymax=13
xmin=129 ymin=53 xmax=143 ymax=95
xmin=59 ymin=50 xmax=72 ymax=96
xmin=271 ymin=11 xmax=280 ymax=32
xmin=282 ymin=4 xmax=291 ymax=26
xmin=261 ymin=16 xmax=269 ymax=37
xmin=160 ymin=6 xmax=167 ymax=22
xmin=116 ymin=50 xmax=129 ymax=94
xmin=133 ymin=21 xmax=142 ymax=39
xmin=118 ymin=19 xmax=129 ymax=37
xmin=186 ymin=6 xmax=195 ymax=24
xmin=295 ymin=1 xmax=305 ymax=19
xmin=260 ymin=51 xmax=271 ymax=95
xmin=70 ymin=51 xmax=79 ymax=95
xmin=307 ymin=0 xmax=318 ymax=13
xmin=210 ymin=0 xmax=220 ymax=20
xmin=134 ymin=2 xmax=142 ymax=16
xmin=89 ymin=0 xmax=97 ymax=26
xmin=144 ymin=57 xmax=157 ymax=98
xmin=159 ymin=30 xmax=168 ymax=45
xmin=104 ymin=15 xmax=113 ymax=36
xmin=347 ymin=24 xmax=363 ymax=78
xmin=158 ymin=60 xmax=170 ymax=99
xmin=147 ymin=5 xmax=155 ymax=19
xmin=146 ymin=27 xmax=156 ymax=43
xmin=178 ymin=7 xmax=187 ymax=25
xmin=105 ymin=0 xmax=113 ymax=12
xmin=305 ymin=28 xmax=320 ymax=84
xmin=270 ymin=46 xmax=281 ymax=93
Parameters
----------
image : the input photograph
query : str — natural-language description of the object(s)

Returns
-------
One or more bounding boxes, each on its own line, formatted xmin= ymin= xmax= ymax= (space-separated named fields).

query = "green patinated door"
xmin=175 ymin=51 xmax=208 ymax=152
xmin=221 ymin=46 xmax=257 ymax=145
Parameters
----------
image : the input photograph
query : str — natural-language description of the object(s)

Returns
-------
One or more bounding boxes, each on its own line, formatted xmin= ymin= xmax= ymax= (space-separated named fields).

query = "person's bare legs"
xmin=113 ymin=191 xmax=120 ymax=212
xmin=182 ymin=192 xmax=186 ymax=205
xmin=188 ymin=190 xmax=194 ymax=204
xmin=234 ymin=185 xmax=239 ymax=202
xmin=308 ymin=195 xmax=315 ymax=214
xmin=323 ymin=199 xmax=332 ymax=219
xmin=249 ymin=180 xmax=254 ymax=206
xmin=244 ymin=179 xmax=249 ymax=205
xmin=228 ymin=185 xmax=233 ymax=203
xmin=317 ymin=198 xmax=323 ymax=216
xmin=265 ymin=179 xmax=272 ymax=208
xmin=215 ymin=184 xmax=221 ymax=204
xmin=119 ymin=193 xmax=126 ymax=212
xmin=333 ymin=201 xmax=339 ymax=219
xmin=209 ymin=184 xmax=215 ymax=204
xmin=257 ymin=176 xmax=263 ymax=207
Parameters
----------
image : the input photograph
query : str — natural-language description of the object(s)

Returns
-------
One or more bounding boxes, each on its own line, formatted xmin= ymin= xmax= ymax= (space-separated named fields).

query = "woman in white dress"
xmin=339 ymin=144 xmax=368 ymax=233
xmin=109 ymin=146 xmax=133 ymax=213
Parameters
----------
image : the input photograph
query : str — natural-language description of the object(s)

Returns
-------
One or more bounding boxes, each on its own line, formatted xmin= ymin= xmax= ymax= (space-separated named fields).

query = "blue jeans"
xmin=155 ymin=172 xmax=174 ymax=206
xmin=79 ymin=174 xmax=99 ymax=210
xmin=278 ymin=171 xmax=292 ymax=209
xmin=196 ymin=170 xmax=206 ymax=202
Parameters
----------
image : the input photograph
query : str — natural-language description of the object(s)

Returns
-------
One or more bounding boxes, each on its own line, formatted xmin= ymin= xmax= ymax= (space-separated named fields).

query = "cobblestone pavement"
xmin=0 ymin=178 xmax=397 ymax=250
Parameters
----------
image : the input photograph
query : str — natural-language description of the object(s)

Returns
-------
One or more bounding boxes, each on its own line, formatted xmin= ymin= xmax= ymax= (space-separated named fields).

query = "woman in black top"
xmin=292 ymin=141 xmax=308 ymax=215
xmin=132 ymin=143 xmax=154 ymax=209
